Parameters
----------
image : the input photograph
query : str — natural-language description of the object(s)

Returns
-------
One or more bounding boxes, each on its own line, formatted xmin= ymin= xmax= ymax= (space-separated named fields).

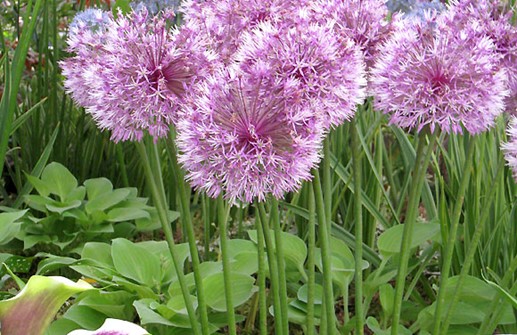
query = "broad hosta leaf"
xmin=85 ymin=188 xmax=131 ymax=214
xmin=107 ymin=208 xmax=150 ymax=223
xmin=84 ymin=178 xmax=114 ymax=200
xmin=0 ymin=276 xmax=93 ymax=335
xmin=40 ymin=162 xmax=78 ymax=201
xmin=203 ymin=272 xmax=256 ymax=312
xmin=248 ymin=230 xmax=307 ymax=273
xmin=111 ymin=239 xmax=162 ymax=288
xmin=377 ymin=222 xmax=440 ymax=257
xmin=0 ymin=209 xmax=27 ymax=245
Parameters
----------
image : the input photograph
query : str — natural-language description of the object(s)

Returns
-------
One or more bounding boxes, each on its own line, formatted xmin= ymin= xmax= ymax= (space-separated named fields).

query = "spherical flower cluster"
xmin=235 ymin=20 xmax=366 ymax=129
xmin=174 ymin=0 xmax=369 ymax=202
xmin=447 ymin=0 xmax=517 ymax=115
xmin=176 ymin=69 xmax=324 ymax=203
xmin=503 ymin=117 xmax=517 ymax=181
xmin=62 ymin=7 xmax=209 ymax=142
xmin=371 ymin=10 xmax=509 ymax=134
xmin=179 ymin=0 xmax=292 ymax=63
xmin=308 ymin=0 xmax=396 ymax=68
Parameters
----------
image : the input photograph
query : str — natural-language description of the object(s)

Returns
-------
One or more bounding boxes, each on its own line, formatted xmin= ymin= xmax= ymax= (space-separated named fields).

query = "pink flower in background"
xmin=309 ymin=0 xmax=396 ymax=68
xmin=62 ymin=8 xmax=210 ymax=142
xmin=62 ymin=9 xmax=111 ymax=108
xmin=176 ymin=69 xmax=324 ymax=203
xmin=370 ymin=10 xmax=508 ymax=134
xmin=235 ymin=20 xmax=366 ymax=129
xmin=447 ymin=0 xmax=517 ymax=115
xmin=179 ymin=0 xmax=295 ymax=64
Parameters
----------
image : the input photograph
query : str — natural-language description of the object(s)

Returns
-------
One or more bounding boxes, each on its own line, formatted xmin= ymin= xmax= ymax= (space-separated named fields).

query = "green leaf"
xmin=203 ymin=272 xmax=256 ymax=312
xmin=297 ymin=283 xmax=323 ymax=305
xmin=483 ymin=274 xmax=517 ymax=309
xmin=248 ymin=230 xmax=307 ymax=272
xmin=77 ymin=290 xmax=135 ymax=320
xmin=40 ymin=162 xmax=78 ymax=201
xmin=45 ymin=200 xmax=82 ymax=214
xmin=379 ymin=284 xmax=395 ymax=318
xmin=111 ymin=238 xmax=161 ymax=287
xmin=377 ymin=222 xmax=440 ymax=257
xmin=133 ymin=299 xmax=175 ymax=326
xmin=0 ymin=209 xmax=27 ymax=245
xmin=81 ymin=242 xmax=114 ymax=269
xmin=107 ymin=208 xmax=150 ymax=222
xmin=36 ymin=255 xmax=78 ymax=275
xmin=84 ymin=178 xmax=113 ymax=200
xmin=85 ymin=188 xmax=130 ymax=214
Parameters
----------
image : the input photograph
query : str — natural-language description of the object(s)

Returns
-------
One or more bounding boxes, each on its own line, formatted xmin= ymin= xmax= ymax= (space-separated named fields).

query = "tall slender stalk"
xmin=270 ymin=198 xmax=289 ymax=334
xmin=351 ymin=118 xmax=364 ymax=335
xmin=217 ymin=196 xmax=237 ymax=335
xmin=432 ymin=136 xmax=477 ymax=335
xmin=306 ymin=186 xmax=316 ymax=335
xmin=391 ymin=131 xmax=438 ymax=335
xmin=166 ymin=137 xmax=210 ymax=335
xmin=254 ymin=201 xmax=268 ymax=335
xmin=313 ymin=168 xmax=336 ymax=334
xmin=135 ymin=141 xmax=201 ymax=335
xmin=440 ymin=160 xmax=504 ymax=333
xmin=257 ymin=202 xmax=285 ymax=335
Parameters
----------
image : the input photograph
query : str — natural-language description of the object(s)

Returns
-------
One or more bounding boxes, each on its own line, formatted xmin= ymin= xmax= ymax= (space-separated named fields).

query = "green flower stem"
xmin=306 ymin=186 xmax=316 ymax=335
xmin=270 ymin=197 xmax=289 ymax=334
xmin=257 ymin=201 xmax=285 ymax=335
xmin=166 ymin=139 xmax=211 ymax=335
xmin=391 ymin=131 xmax=438 ymax=335
xmin=351 ymin=118 xmax=364 ymax=335
xmin=432 ymin=136 xmax=477 ymax=335
xmin=313 ymin=169 xmax=337 ymax=334
xmin=254 ymin=201 xmax=268 ymax=335
xmin=440 ymin=156 xmax=503 ymax=334
xmin=217 ymin=196 xmax=237 ymax=335
xmin=135 ymin=141 xmax=202 ymax=335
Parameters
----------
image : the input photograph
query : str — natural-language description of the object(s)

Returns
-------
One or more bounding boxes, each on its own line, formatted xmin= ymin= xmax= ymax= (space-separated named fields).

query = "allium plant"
xmin=309 ymin=0 xmax=395 ymax=68
xmin=62 ymin=7 xmax=210 ymax=142
xmin=176 ymin=68 xmax=324 ymax=203
xmin=371 ymin=10 xmax=509 ymax=134
xmin=235 ymin=20 xmax=366 ymax=129
xmin=447 ymin=0 xmax=517 ymax=115
xmin=179 ymin=0 xmax=281 ymax=63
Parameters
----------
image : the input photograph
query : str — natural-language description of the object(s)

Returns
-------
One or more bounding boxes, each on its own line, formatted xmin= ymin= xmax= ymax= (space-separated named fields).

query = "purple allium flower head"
xmin=447 ymin=0 xmax=517 ymax=115
xmin=62 ymin=7 xmax=210 ymax=142
xmin=309 ymin=0 xmax=396 ymax=69
xmin=176 ymin=68 xmax=324 ymax=203
xmin=370 ymin=10 xmax=509 ymax=134
xmin=235 ymin=20 xmax=366 ymax=129
xmin=62 ymin=9 xmax=112 ymax=108
xmin=179 ymin=0 xmax=301 ymax=64
xmin=503 ymin=116 xmax=517 ymax=181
